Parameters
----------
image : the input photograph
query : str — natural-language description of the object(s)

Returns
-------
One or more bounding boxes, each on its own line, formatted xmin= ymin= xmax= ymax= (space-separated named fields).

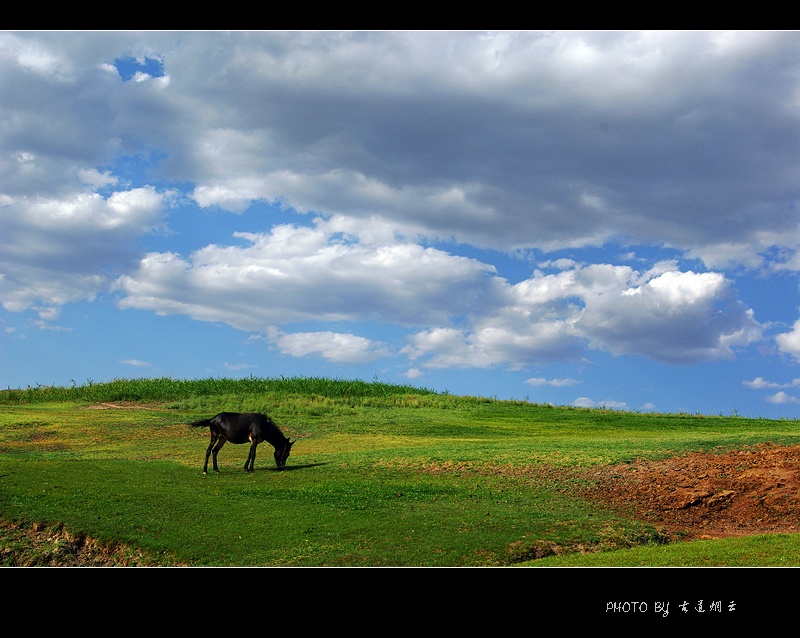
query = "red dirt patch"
xmin=578 ymin=442 xmax=800 ymax=540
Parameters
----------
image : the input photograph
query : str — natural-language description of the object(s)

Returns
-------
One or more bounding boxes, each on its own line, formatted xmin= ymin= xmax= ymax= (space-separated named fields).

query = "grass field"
xmin=2 ymin=376 xmax=799 ymax=568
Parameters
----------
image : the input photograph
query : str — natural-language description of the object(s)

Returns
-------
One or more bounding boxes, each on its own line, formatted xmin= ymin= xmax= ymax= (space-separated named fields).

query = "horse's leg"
xmin=211 ymin=438 xmax=226 ymax=473
xmin=203 ymin=432 xmax=219 ymax=474
xmin=245 ymin=441 xmax=258 ymax=472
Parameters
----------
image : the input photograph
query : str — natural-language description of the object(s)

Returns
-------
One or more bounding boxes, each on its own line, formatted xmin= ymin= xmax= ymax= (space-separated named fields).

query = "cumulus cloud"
xmin=776 ymin=320 xmax=800 ymax=361
xmin=525 ymin=377 xmax=580 ymax=387
xmin=6 ymin=34 xmax=800 ymax=241
xmin=267 ymin=327 xmax=390 ymax=364
xmin=743 ymin=376 xmax=800 ymax=408
xmin=572 ymin=397 xmax=629 ymax=410
xmin=79 ymin=168 xmax=118 ymax=189
xmin=115 ymin=219 xmax=500 ymax=329
xmin=743 ymin=377 xmax=800 ymax=389
xmin=403 ymin=321 xmax=585 ymax=369
xmin=149 ymin=32 xmax=798 ymax=267
xmin=0 ymin=186 xmax=165 ymax=316
xmin=122 ymin=359 xmax=151 ymax=367
xmin=7 ymin=31 xmax=798 ymax=263
xmin=767 ymin=391 xmax=800 ymax=405
xmin=403 ymin=262 xmax=761 ymax=369
xmin=112 ymin=218 xmax=762 ymax=371
xmin=0 ymin=31 xmax=791 ymax=381
xmin=224 ymin=362 xmax=257 ymax=371
xmin=576 ymin=268 xmax=762 ymax=363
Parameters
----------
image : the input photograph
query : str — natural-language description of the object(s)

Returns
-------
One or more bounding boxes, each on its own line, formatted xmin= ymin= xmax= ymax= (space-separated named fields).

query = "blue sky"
xmin=3 ymin=31 xmax=800 ymax=418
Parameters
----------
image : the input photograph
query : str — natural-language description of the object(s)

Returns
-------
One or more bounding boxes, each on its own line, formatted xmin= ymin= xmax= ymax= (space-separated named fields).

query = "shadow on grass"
xmin=197 ymin=462 xmax=329 ymax=475
xmin=273 ymin=462 xmax=328 ymax=472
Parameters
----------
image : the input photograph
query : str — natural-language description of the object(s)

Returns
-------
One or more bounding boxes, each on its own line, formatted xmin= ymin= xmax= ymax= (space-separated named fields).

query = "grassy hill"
xmin=2 ymin=376 xmax=799 ymax=568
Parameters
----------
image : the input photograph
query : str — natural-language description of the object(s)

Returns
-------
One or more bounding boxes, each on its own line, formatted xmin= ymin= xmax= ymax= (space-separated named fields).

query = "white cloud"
xmin=268 ymin=327 xmax=390 ymax=364
xmin=744 ymin=377 xmax=774 ymax=389
xmin=0 ymin=186 xmax=165 ymax=315
xmin=503 ymin=264 xmax=760 ymax=366
xmin=575 ymin=268 xmax=762 ymax=363
xmin=223 ymin=362 xmax=257 ymax=371
xmin=776 ymin=320 xmax=800 ymax=362
xmin=767 ymin=391 xmax=800 ymax=405
xmin=525 ymin=377 xmax=580 ymax=387
xmin=2 ymin=32 xmax=70 ymax=80
xmin=743 ymin=377 xmax=800 ymax=389
xmin=572 ymin=397 xmax=629 ymax=410
xmin=116 ymin=219 xmax=500 ymax=330
xmin=400 ymin=322 xmax=583 ymax=370
xmin=4 ymin=30 xmax=793 ymax=265
xmin=402 ymin=327 xmax=486 ymax=368
xmin=122 ymin=359 xmax=151 ymax=367
xmin=0 ymin=31 xmax=791 ymax=383
xmin=168 ymin=32 xmax=792 ymax=264
xmin=79 ymin=168 xmax=118 ymax=188
xmin=114 ymin=221 xmax=762 ymax=371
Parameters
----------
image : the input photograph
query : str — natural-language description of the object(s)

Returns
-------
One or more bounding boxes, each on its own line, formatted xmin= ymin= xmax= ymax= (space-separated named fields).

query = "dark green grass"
xmin=0 ymin=376 xmax=438 ymax=406
xmin=2 ymin=377 xmax=799 ymax=566
xmin=0 ymin=456 xmax=638 ymax=567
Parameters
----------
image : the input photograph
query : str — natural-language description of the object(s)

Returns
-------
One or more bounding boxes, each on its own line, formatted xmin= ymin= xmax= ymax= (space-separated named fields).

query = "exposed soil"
xmin=82 ymin=402 xmax=162 ymax=410
xmin=577 ymin=442 xmax=800 ymax=540
xmin=0 ymin=520 xmax=183 ymax=567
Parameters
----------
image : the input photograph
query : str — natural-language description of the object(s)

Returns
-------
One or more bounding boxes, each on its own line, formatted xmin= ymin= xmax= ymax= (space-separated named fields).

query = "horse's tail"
xmin=189 ymin=418 xmax=213 ymax=429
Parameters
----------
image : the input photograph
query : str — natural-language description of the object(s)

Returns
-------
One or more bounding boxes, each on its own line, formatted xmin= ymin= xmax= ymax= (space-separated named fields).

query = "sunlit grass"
xmin=2 ymin=376 xmax=800 ymax=566
xmin=0 ymin=376 xmax=440 ymax=406
xmin=520 ymin=532 xmax=800 ymax=567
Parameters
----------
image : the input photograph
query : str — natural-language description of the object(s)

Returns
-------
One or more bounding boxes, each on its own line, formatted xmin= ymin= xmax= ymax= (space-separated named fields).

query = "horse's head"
xmin=274 ymin=438 xmax=295 ymax=469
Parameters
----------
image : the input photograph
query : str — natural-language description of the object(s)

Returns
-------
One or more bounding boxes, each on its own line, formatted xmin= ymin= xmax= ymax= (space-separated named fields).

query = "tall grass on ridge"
xmin=0 ymin=376 xmax=440 ymax=406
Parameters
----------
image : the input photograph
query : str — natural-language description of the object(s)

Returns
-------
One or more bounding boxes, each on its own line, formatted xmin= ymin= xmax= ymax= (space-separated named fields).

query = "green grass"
xmin=521 ymin=532 xmax=800 ymax=567
xmin=0 ymin=375 xmax=438 ymax=406
xmin=1 ymin=376 xmax=799 ymax=566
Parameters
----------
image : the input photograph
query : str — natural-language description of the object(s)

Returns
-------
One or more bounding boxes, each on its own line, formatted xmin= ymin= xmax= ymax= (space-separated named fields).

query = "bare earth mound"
xmin=578 ymin=442 xmax=800 ymax=540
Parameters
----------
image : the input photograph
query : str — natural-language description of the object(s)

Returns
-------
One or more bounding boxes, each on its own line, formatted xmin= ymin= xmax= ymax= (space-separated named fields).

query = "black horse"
xmin=190 ymin=412 xmax=295 ymax=474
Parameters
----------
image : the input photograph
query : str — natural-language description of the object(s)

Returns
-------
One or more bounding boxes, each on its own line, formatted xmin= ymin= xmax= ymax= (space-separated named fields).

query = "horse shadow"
xmin=267 ymin=461 xmax=328 ymax=472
